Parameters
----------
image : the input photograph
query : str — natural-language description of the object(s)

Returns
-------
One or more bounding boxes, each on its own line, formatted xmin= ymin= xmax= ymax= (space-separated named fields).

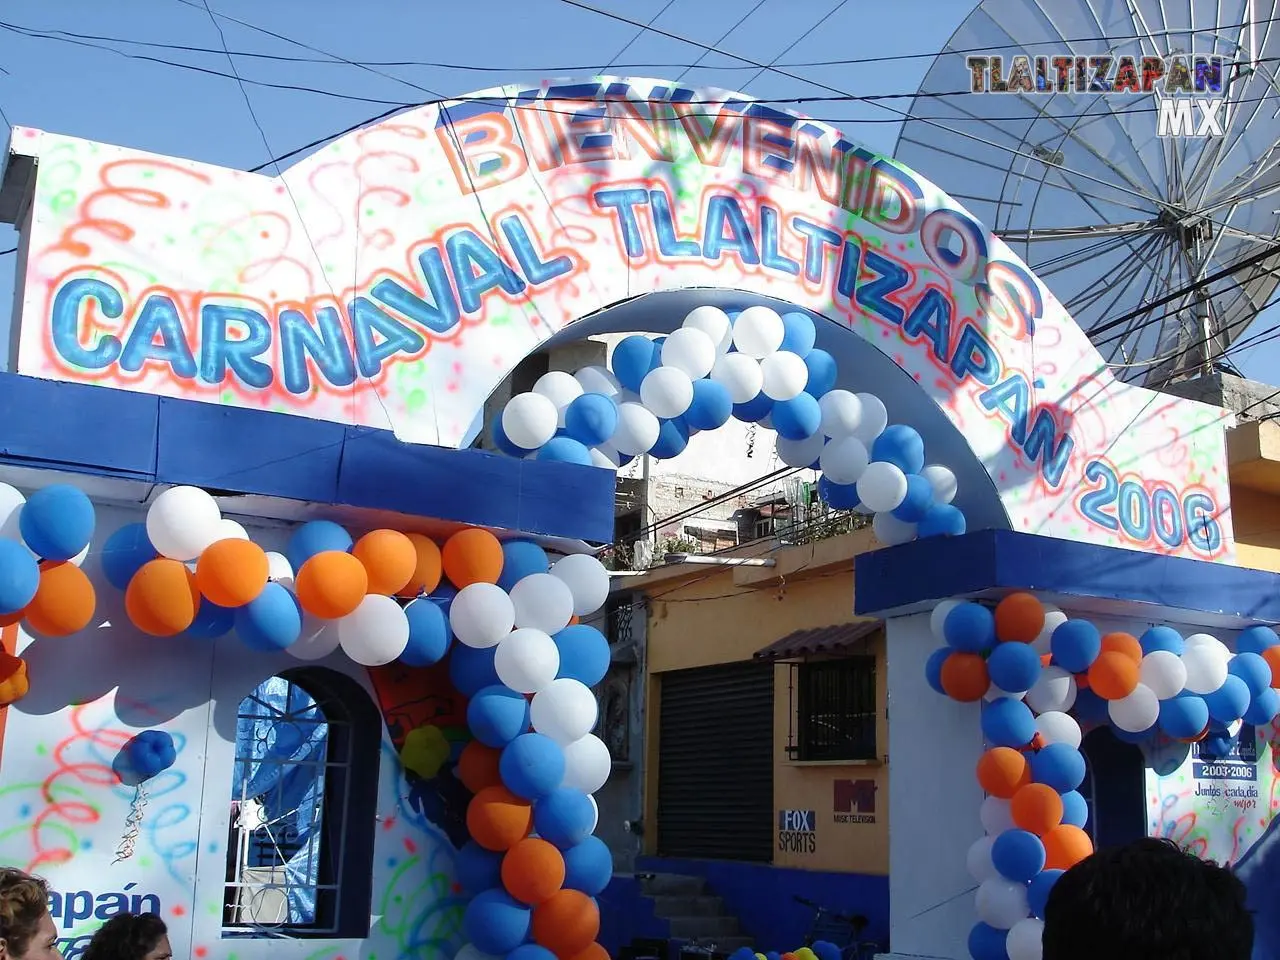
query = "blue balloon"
xmin=818 ymin=475 xmax=861 ymax=510
xmin=1139 ymin=625 xmax=1184 ymax=656
xmin=1028 ymin=868 xmax=1065 ymax=918
xmin=468 ymin=686 xmax=531 ymax=748
xmin=100 ymin=523 xmax=157 ymax=592
xmin=1051 ymin=619 xmax=1102 ymax=673
xmin=429 ymin=581 xmax=458 ymax=616
xmin=533 ymin=787 xmax=596 ymax=849
xmin=917 ymin=503 xmax=966 ymax=538
xmin=892 ymin=474 xmax=935 ymax=523
xmin=234 ymin=583 xmax=302 ymax=652
xmin=0 ymin=540 xmax=39 ymax=616
xmin=727 ymin=949 xmax=756 ymax=960
xmin=491 ymin=413 xmax=533 ymax=458
xmin=286 ymin=520 xmax=352 ymax=572
xmin=1204 ymin=674 xmax=1249 ymax=723
xmin=811 ymin=943 xmax=841 ymax=960
xmin=733 ymin=392 xmax=774 ymax=423
xmin=185 ymin=601 xmax=234 ymax=640
xmin=1159 ymin=692 xmax=1209 ymax=740
xmin=553 ymin=624 xmax=611 ymax=687
xmin=803 ymin=349 xmax=837 ymax=397
xmin=925 ymin=647 xmax=950 ymax=695
xmin=1072 ymin=687 xmax=1109 ymax=725
xmin=463 ymin=888 xmax=530 ymax=956
xmin=871 ymin=425 xmax=926 ymax=475
xmin=771 ymin=393 xmax=822 ymax=440
xmin=509 ymin=947 xmax=558 ymax=960
xmin=450 ymin=643 xmax=501 ymax=697
xmin=19 ymin=484 xmax=95 ymax=562
xmin=987 ymin=641 xmax=1042 ymax=694
xmin=562 ymin=835 xmax=613 ymax=895
xmin=1031 ymin=743 xmax=1087 ymax=792
xmin=498 ymin=540 xmax=550 ymax=593
xmin=1228 ymin=652 xmax=1272 ymax=698
xmin=564 ymin=393 xmax=619 ymax=447
xmin=1201 ymin=725 xmax=1237 ymax=760
xmin=1245 ymin=687 xmax=1280 ymax=726
xmin=943 ymin=603 xmax=996 ymax=653
xmin=992 ymin=829 xmax=1046 ymax=883
xmin=401 ymin=599 xmax=451 ymax=667
xmin=1112 ymin=724 xmax=1156 ymax=745
xmin=982 ymin=697 xmax=1036 ymax=747
xmin=121 ymin=730 xmax=177 ymax=783
xmin=1237 ymin=625 xmax=1279 ymax=656
xmin=650 ymin=418 xmax=691 ymax=460
xmin=612 ymin=335 xmax=659 ymax=393
xmin=1059 ymin=791 xmax=1088 ymax=828
xmin=779 ymin=312 xmax=816 ymax=356
xmin=456 ymin=840 xmax=503 ymax=895
xmin=685 ymin=378 xmax=733 ymax=431
xmin=537 ymin=437 xmax=593 ymax=466
xmin=500 ymin=733 xmax=566 ymax=800
xmin=967 ymin=922 xmax=1010 ymax=960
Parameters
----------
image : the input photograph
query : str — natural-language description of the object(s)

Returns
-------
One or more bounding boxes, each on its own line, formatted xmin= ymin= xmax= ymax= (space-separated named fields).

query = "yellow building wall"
xmin=1231 ymin=484 xmax=1280 ymax=572
xmin=641 ymin=530 xmax=888 ymax=876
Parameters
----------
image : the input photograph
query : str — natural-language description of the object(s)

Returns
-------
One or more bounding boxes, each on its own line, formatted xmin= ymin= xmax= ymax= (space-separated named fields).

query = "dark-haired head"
xmin=1043 ymin=837 xmax=1253 ymax=960
xmin=82 ymin=913 xmax=170 ymax=960
xmin=0 ymin=868 xmax=58 ymax=960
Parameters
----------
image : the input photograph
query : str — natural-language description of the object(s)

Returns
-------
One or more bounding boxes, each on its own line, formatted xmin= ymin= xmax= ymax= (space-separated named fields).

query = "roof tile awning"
xmin=752 ymin=620 xmax=883 ymax=661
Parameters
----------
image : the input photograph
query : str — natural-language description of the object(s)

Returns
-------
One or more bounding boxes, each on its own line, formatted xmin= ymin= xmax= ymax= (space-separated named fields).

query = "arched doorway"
xmin=1079 ymin=726 xmax=1147 ymax=852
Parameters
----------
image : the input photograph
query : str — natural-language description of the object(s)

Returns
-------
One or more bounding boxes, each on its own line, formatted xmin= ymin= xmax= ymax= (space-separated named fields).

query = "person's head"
xmin=82 ymin=914 xmax=169 ymax=960
xmin=1043 ymin=837 xmax=1253 ymax=960
xmin=0 ymin=868 xmax=58 ymax=960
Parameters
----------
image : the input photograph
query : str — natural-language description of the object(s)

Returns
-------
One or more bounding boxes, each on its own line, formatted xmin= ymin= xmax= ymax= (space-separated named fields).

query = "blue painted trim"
xmin=854 ymin=529 xmax=1280 ymax=624
xmin=0 ymin=374 xmax=616 ymax=542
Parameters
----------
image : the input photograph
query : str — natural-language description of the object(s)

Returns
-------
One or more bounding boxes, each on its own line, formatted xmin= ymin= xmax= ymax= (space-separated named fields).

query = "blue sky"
xmin=0 ymin=0 xmax=1274 ymax=382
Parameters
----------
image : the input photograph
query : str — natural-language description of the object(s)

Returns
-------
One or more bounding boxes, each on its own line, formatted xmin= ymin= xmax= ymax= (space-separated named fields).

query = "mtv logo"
xmin=834 ymin=778 xmax=877 ymax=814
xmin=778 ymin=809 xmax=816 ymax=832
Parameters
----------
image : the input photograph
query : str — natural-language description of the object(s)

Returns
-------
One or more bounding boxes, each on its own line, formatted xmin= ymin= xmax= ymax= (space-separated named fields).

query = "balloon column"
xmin=494 ymin=305 xmax=967 ymax=546
xmin=925 ymin=593 xmax=1280 ymax=960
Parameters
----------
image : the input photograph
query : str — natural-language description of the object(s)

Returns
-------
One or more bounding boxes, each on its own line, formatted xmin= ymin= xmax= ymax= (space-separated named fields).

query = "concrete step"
xmin=641 ymin=873 xmax=708 ymax=896
xmin=650 ymin=895 xmax=725 ymax=918
xmin=668 ymin=915 xmax=742 ymax=939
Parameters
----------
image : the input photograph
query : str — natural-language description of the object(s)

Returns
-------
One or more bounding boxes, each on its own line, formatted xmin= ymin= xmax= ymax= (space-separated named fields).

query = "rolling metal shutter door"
xmin=656 ymin=660 xmax=774 ymax=862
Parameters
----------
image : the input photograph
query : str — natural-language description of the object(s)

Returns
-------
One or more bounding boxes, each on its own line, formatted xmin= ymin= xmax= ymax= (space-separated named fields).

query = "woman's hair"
xmin=0 ymin=868 xmax=50 ymax=958
xmin=82 ymin=913 xmax=167 ymax=960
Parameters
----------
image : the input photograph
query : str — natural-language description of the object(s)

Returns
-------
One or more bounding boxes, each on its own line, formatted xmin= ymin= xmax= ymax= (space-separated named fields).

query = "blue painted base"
xmin=598 ymin=875 xmax=672 ymax=958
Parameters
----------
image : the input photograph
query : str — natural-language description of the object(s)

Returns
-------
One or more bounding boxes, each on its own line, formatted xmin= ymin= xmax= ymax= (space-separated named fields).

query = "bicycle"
xmin=794 ymin=895 xmax=885 ymax=960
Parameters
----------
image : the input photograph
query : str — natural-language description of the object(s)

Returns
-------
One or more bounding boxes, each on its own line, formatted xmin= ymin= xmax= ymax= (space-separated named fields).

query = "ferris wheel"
xmin=894 ymin=0 xmax=1280 ymax=386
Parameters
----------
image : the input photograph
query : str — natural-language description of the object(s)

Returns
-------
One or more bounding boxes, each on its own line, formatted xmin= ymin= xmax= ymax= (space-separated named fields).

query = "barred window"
xmin=796 ymin=657 xmax=877 ymax=762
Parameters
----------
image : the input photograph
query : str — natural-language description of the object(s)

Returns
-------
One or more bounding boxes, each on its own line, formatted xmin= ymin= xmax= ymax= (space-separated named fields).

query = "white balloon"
xmin=1182 ymin=645 xmax=1228 ymax=694
xmin=1035 ymin=711 xmax=1082 ymax=749
xmin=872 ymin=511 xmax=916 ymax=546
xmin=930 ymin=599 xmax=960 ymax=642
xmin=612 ymin=402 xmax=660 ymax=456
xmin=338 ymin=595 xmax=409 ymax=666
xmin=1140 ymin=650 xmax=1187 ymax=700
xmin=820 ymin=436 xmax=869 ymax=485
xmin=1187 ymin=633 xmax=1232 ymax=667
xmin=858 ymin=461 xmax=909 ymax=513
xmin=683 ymin=305 xmax=734 ymax=354
xmin=1026 ymin=665 xmax=1078 ymax=714
xmin=69 ymin=543 xmax=90 ymax=567
xmin=852 ymin=393 xmax=889 ymax=444
xmin=502 ymin=392 xmax=558 ymax=450
xmin=586 ymin=793 xmax=599 ymax=833
xmin=494 ymin=627 xmax=561 ymax=694
xmin=1007 ymin=918 xmax=1044 ymax=960
xmin=509 ymin=573 xmax=575 ymax=634
xmin=616 ymin=389 xmax=641 ymax=406
xmin=533 ymin=372 xmax=584 ymax=425
xmin=1032 ymin=608 xmax=1067 ymax=655
xmin=1184 ymin=632 xmax=1219 ymax=652
xmin=976 ymin=877 xmax=1030 ymax=930
xmin=266 ymin=551 xmax=295 ymax=588
xmin=1109 ymin=683 xmax=1159 ymax=732
xmin=449 ymin=583 xmax=516 ymax=648
xmin=147 ymin=485 xmax=223 ymax=562
xmin=818 ymin=390 xmax=863 ymax=438
xmin=561 ymin=734 xmax=612 ymax=794
xmin=289 ymin=614 xmax=341 ymax=661
xmin=530 ymin=677 xmax=599 ymax=745
xmin=589 ymin=445 xmax=621 ymax=470
xmin=550 ymin=553 xmax=610 ymax=616
xmin=980 ymin=796 xmax=1015 ymax=835
xmin=640 ymin=366 xmax=694 ymax=419
xmin=759 ymin=351 xmax=808 ymax=401
xmin=710 ymin=352 xmax=764 ymax=403
xmin=661 ymin=326 xmax=718 ymax=379
xmin=967 ymin=835 xmax=999 ymax=882
xmin=575 ymin=365 xmax=622 ymax=399
xmin=986 ymin=685 xmax=1025 ymax=703
xmin=0 ymin=483 xmax=25 ymax=541
xmin=776 ymin=431 xmax=825 ymax=468
xmin=920 ymin=464 xmax=958 ymax=505
xmin=217 ymin=518 xmax=249 ymax=541
xmin=732 ymin=305 xmax=785 ymax=358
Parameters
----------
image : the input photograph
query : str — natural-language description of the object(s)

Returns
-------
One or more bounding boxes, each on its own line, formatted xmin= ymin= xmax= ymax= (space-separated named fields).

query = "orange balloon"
xmin=1100 ymin=632 xmax=1142 ymax=663
xmin=531 ymin=889 xmax=599 ymax=958
xmin=25 ymin=562 xmax=96 ymax=637
xmin=0 ymin=653 xmax=28 ymax=706
xmin=353 ymin=529 xmax=418 ymax=596
xmin=565 ymin=945 xmax=610 ymax=960
xmin=398 ymin=534 xmax=443 ymax=598
xmin=125 ymin=558 xmax=201 ymax=637
xmin=1075 ymin=672 xmax=1091 ymax=691
xmin=195 ymin=538 xmax=269 ymax=608
xmin=977 ymin=747 xmax=1031 ymax=799
xmin=1043 ymin=824 xmax=1094 ymax=870
xmin=442 ymin=528 xmax=504 ymax=589
xmin=569 ymin=615 xmax=581 ymax=626
xmin=1262 ymin=646 xmax=1280 ymax=687
xmin=502 ymin=837 xmax=566 ymax=905
xmin=295 ymin=551 xmax=368 ymax=619
xmin=1010 ymin=783 xmax=1064 ymax=836
xmin=940 ymin=652 xmax=990 ymax=702
xmin=457 ymin=741 xmax=503 ymax=794
xmin=1088 ymin=651 xmax=1140 ymax=701
xmin=467 ymin=786 xmax=533 ymax=852
xmin=0 ymin=609 xmax=24 ymax=628
xmin=994 ymin=592 xmax=1044 ymax=643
